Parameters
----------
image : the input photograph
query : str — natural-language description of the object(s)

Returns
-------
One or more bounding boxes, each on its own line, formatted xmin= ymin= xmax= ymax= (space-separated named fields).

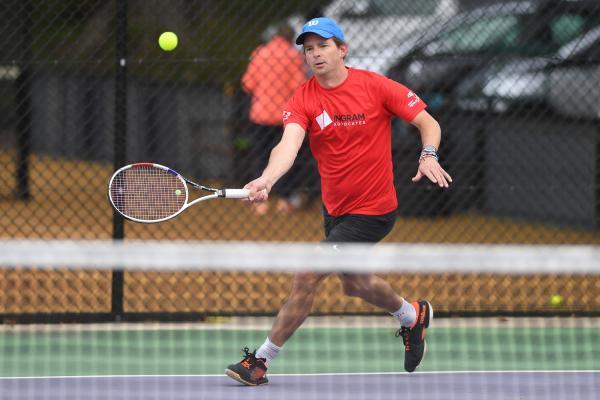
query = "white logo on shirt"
xmin=408 ymin=99 xmax=420 ymax=108
xmin=282 ymin=111 xmax=291 ymax=121
xmin=407 ymin=91 xmax=421 ymax=108
xmin=315 ymin=110 xmax=332 ymax=130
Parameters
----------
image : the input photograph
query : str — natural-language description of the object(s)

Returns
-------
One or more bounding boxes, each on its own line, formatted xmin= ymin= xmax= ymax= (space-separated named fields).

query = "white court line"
xmin=2 ymin=317 xmax=600 ymax=333
xmin=2 ymin=370 xmax=600 ymax=380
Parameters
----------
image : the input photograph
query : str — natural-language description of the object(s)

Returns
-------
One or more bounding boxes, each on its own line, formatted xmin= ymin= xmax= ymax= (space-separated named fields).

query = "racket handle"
xmin=222 ymin=188 xmax=250 ymax=199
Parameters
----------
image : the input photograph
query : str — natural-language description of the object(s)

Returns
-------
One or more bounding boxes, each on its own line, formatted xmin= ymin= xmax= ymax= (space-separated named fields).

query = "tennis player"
xmin=226 ymin=17 xmax=452 ymax=386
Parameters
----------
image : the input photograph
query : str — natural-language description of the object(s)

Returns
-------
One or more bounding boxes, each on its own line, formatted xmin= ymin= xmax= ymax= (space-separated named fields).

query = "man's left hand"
xmin=412 ymin=157 xmax=452 ymax=188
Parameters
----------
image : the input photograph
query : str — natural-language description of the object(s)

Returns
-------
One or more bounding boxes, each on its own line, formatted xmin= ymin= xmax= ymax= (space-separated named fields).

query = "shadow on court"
xmin=2 ymin=372 xmax=599 ymax=400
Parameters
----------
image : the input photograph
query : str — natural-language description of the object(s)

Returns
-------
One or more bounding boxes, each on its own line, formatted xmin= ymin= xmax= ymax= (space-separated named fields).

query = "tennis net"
xmin=0 ymin=239 xmax=599 ymax=400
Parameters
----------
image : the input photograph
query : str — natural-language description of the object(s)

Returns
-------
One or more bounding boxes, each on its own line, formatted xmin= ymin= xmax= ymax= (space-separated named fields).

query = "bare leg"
xmin=269 ymin=272 xmax=328 ymax=346
xmin=340 ymin=273 xmax=403 ymax=312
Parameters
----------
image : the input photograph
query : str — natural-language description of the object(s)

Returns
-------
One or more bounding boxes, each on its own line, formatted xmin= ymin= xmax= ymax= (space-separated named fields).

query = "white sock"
xmin=391 ymin=299 xmax=416 ymax=327
xmin=255 ymin=337 xmax=281 ymax=367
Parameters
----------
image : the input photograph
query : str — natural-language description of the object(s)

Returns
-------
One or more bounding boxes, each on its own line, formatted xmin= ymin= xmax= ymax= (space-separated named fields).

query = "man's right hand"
xmin=244 ymin=176 xmax=272 ymax=202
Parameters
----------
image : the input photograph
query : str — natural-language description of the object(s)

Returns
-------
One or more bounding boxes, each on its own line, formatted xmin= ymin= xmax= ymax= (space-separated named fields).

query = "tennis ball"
xmin=175 ymin=189 xmax=182 ymax=196
xmin=158 ymin=32 xmax=178 ymax=51
xmin=549 ymin=294 xmax=564 ymax=306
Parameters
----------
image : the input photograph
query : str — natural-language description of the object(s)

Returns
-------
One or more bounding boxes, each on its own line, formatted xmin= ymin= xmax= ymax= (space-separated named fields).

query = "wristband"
xmin=419 ymin=145 xmax=439 ymax=161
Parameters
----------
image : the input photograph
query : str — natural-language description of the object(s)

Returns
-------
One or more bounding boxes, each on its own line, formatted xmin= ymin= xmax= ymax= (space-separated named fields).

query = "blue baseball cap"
xmin=295 ymin=17 xmax=345 ymax=45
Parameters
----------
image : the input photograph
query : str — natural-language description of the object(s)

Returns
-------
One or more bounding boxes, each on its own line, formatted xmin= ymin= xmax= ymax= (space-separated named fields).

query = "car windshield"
xmin=423 ymin=12 xmax=588 ymax=56
xmin=340 ymin=0 xmax=439 ymax=18
xmin=558 ymin=26 xmax=600 ymax=60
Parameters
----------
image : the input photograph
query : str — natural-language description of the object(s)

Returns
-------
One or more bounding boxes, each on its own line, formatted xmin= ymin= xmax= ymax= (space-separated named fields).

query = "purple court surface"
xmin=1 ymin=371 xmax=599 ymax=400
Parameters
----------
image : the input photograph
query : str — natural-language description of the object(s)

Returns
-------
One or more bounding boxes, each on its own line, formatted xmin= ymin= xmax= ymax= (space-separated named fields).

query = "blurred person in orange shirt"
xmin=242 ymin=23 xmax=307 ymax=215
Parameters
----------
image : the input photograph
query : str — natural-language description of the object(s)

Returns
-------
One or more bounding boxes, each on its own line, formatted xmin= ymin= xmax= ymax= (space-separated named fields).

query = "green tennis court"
xmin=2 ymin=317 xmax=599 ymax=377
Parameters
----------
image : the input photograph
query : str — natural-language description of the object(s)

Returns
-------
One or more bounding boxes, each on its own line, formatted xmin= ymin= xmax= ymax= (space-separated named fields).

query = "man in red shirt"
xmin=226 ymin=17 xmax=452 ymax=386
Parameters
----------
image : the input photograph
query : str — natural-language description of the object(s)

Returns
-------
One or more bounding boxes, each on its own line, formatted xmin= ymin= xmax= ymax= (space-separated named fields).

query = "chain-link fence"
xmin=1 ymin=0 xmax=600 ymax=321
xmin=2 ymin=0 xmax=600 ymax=242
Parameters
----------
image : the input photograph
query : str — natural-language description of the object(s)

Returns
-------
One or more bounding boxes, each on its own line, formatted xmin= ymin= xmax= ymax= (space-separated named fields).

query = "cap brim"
xmin=295 ymin=29 xmax=335 ymax=45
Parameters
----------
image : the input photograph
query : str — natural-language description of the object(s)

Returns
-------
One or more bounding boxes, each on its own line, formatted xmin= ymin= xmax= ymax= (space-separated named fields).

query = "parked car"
xmin=547 ymin=40 xmax=600 ymax=119
xmin=386 ymin=0 xmax=600 ymax=111
xmin=455 ymin=26 xmax=600 ymax=114
xmin=263 ymin=0 xmax=459 ymax=74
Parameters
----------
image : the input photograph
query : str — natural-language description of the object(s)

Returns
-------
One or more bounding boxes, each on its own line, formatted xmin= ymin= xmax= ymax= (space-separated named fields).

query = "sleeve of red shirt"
xmin=282 ymin=88 xmax=309 ymax=129
xmin=378 ymin=74 xmax=427 ymax=122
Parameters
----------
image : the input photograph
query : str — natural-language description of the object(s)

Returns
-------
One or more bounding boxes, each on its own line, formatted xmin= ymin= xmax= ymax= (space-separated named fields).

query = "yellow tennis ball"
xmin=175 ymin=189 xmax=182 ymax=196
xmin=158 ymin=32 xmax=178 ymax=51
xmin=549 ymin=294 xmax=563 ymax=306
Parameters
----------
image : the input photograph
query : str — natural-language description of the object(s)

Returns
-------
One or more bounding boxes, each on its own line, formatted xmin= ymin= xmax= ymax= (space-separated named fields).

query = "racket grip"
xmin=222 ymin=188 xmax=250 ymax=199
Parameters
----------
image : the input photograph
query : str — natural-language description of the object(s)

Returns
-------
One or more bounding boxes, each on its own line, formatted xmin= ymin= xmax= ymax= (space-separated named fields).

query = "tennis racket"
xmin=108 ymin=162 xmax=249 ymax=223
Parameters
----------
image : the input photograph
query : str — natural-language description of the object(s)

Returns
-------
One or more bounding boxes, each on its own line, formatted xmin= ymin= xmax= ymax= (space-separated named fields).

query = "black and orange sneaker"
xmin=225 ymin=347 xmax=268 ymax=386
xmin=397 ymin=300 xmax=433 ymax=372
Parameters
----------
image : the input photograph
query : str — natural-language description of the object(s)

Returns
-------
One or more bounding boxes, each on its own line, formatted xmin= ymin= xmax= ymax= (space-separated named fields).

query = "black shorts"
xmin=323 ymin=210 xmax=397 ymax=243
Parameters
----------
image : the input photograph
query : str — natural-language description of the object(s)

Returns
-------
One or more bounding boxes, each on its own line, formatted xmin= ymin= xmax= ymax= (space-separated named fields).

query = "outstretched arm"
xmin=244 ymin=123 xmax=306 ymax=202
xmin=410 ymin=110 xmax=452 ymax=188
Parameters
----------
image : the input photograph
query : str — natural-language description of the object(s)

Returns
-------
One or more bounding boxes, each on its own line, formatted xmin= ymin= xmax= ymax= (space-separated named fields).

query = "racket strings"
xmin=111 ymin=166 xmax=186 ymax=221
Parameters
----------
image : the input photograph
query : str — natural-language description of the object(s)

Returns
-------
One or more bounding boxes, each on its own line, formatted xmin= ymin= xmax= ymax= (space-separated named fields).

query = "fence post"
xmin=596 ymin=122 xmax=600 ymax=229
xmin=112 ymin=0 xmax=128 ymax=321
xmin=15 ymin=0 xmax=33 ymax=200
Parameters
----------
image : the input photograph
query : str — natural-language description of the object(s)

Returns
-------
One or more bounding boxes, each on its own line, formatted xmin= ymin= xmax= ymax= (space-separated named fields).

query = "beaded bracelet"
xmin=419 ymin=145 xmax=439 ymax=162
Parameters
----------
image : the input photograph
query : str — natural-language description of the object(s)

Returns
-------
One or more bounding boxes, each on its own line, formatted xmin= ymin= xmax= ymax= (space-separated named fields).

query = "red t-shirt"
xmin=283 ymin=68 xmax=427 ymax=216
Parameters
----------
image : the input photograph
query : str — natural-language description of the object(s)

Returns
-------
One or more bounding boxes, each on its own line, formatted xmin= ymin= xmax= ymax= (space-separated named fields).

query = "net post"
xmin=111 ymin=0 xmax=128 ymax=321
